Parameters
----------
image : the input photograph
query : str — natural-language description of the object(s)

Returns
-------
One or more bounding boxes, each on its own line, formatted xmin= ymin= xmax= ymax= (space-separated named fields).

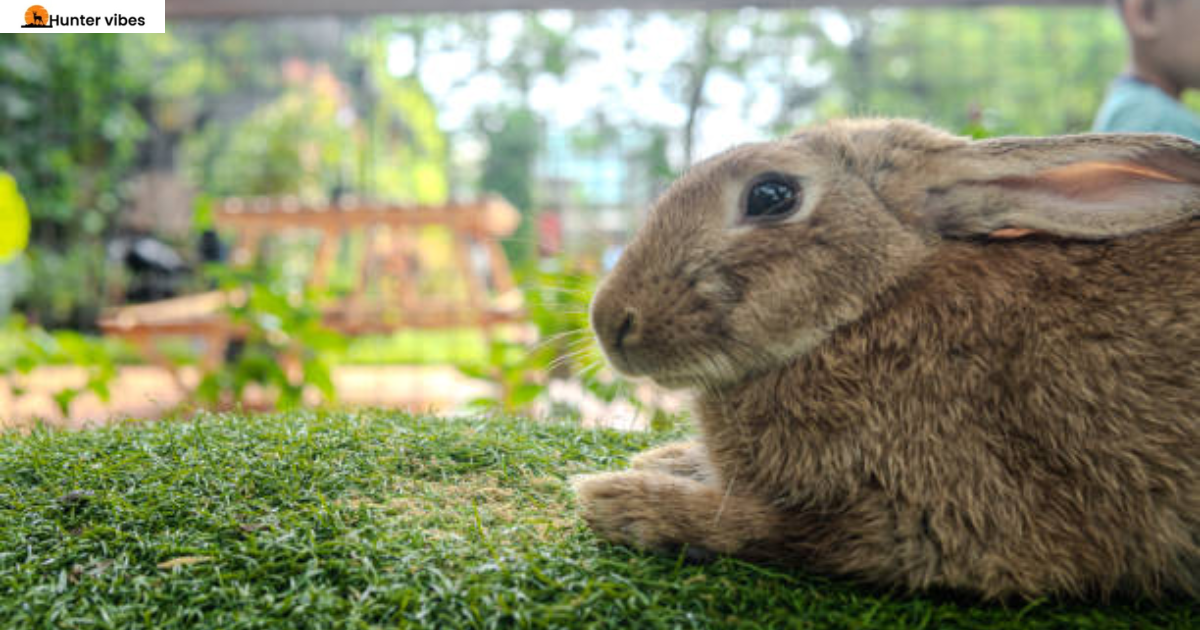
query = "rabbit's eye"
xmin=744 ymin=174 xmax=801 ymax=222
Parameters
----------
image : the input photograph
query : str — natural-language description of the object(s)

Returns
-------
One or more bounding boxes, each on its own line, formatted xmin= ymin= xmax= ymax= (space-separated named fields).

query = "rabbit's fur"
xmin=575 ymin=119 xmax=1199 ymax=600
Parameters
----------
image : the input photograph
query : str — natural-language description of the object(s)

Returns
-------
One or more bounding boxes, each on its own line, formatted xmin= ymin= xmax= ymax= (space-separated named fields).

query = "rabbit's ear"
xmin=920 ymin=133 xmax=1200 ymax=240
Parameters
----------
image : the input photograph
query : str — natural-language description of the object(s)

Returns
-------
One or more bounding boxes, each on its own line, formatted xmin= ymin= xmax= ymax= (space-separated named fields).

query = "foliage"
xmin=334 ymin=329 xmax=488 ymax=367
xmin=355 ymin=32 xmax=450 ymax=204
xmin=0 ymin=317 xmax=123 ymax=417
xmin=5 ymin=8 xmax=1166 ymax=330
xmin=478 ymin=107 xmax=541 ymax=264
xmin=384 ymin=6 xmax=1166 ymax=207
xmin=0 ymin=171 xmax=30 ymax=263
xmin=0 ymin=34 xmax=151 ymax=328
xmin=459 ymin=260 xmax=644 ymax=420
xmin=384 ymin=12 xmax=606 ymax=259
xmin=185 ymin=74 xmax=355 ymax=201
xmin=479 ymin=108 xmax=540 ymax=213
xmin=0 ymin=35 xmax=148 ymax=235
xmin=0 ymin=170 xmax=31 ymax=319
xmin=195 ymin=264 xmax=346 ymax=410
xmin=456 ymin=339 xmax=549 ymax=414
xmin=655 ymin=11 xmax=820 ymax=164
xmin=523 ymin=261 xmax=608 ymax=386
xmin=183 ymin=33 xmax=449 ymax=205
xmin=3 ymin=24 xmax=450 ymax=327
xmin=0 ymin=411 xmax=1195 ymax=628
xmin=18 ymin=246 xmax=112 ymax=331
xmin=812 ymin=8 xmax=1128 ymax=136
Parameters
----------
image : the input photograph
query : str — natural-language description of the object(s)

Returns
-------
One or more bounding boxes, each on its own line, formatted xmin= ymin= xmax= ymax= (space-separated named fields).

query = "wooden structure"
xmin=99 ymin=196 xmax=524 ymax=370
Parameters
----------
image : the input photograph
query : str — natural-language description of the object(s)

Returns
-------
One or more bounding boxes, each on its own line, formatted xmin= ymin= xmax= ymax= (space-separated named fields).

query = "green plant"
xmin=456 ymin=260 xmax=591 ymax=414
xmin=1 ymin=34 xmax=151 ymax=328
xmin=195 ymin=264 xmax=346 ymax=410
xmin=0 ymin=316 xmax=122 ymax=416
xmin=459 ymin=258 xmax=652 ymax=420
xmin=0 ymin=170 xmax=31 ymax=319
xmin=182 ymin=49 xmax=448 ymax=206
xmin=478 ymin=107 xmax=541 ymax=264
xmin=0 ymin=171 xmax=30 ymax=263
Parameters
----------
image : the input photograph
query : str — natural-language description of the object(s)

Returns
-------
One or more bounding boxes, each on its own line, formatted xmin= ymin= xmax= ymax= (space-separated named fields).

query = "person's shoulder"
xmin=1093 ymin=78 xmax=1200 ymax=141
xmin=1093 ymin=78 xmax=1168 ymax=128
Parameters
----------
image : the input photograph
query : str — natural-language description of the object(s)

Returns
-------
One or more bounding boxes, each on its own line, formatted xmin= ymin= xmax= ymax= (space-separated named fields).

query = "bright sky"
xmin=386 ymin=9 xmax=851 ymax=163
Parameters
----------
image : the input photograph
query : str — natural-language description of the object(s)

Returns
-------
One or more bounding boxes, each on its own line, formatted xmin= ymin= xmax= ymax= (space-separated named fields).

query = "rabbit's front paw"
xmin=572 ymin=471 xmax=689 ymax=552
xmin=629 ymin=441 xmax=714 ymax=482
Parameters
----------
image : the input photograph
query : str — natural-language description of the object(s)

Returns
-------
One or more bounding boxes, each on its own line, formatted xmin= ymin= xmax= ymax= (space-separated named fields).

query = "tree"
xmin=0 ymin=34 xmax=150 ymax=328
xmin=479 ymin=107 xmax=540 ymax=263
xmin=183 ymin=33 xmax=449 ymax=205
xmin=812 ymin=7 xmax=1129 ymax=135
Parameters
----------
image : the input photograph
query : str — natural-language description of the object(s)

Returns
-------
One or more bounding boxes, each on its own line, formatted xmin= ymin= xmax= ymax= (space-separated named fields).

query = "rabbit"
xmin=573 ymin=118 xmax=1200 ymax=600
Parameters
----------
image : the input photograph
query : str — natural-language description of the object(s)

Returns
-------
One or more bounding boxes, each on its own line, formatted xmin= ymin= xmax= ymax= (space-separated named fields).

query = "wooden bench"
xmin=99 ymin=195 xmax=526 ymax=373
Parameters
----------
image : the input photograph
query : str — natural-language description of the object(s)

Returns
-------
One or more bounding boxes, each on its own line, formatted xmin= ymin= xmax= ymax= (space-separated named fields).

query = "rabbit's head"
xmin=590 ymin=119 xmax=1200 ymax=390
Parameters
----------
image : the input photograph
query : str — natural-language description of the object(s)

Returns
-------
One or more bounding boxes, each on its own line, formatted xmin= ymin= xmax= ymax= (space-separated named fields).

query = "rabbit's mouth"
xmin=601 ymin=342 xmax=747 ymax=391
xmin=644 ymin=361 xmax=745 ymax=391
xmin=590 ymin=267 xmax=750 ymax=389
xmin=608 ymin=362 xmax=708 ymax=391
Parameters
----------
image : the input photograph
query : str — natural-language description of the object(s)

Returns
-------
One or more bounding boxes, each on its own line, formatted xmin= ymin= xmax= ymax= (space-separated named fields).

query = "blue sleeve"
xmin=1093 ymin=86 xmax=1200 ymax=142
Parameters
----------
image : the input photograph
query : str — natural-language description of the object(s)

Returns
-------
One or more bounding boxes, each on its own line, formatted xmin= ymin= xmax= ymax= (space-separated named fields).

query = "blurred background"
xmin=1 ymin=0 xmax=1193 ymax=429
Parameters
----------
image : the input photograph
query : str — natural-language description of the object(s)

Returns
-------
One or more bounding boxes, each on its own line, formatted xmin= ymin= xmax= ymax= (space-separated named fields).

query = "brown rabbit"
xmin=574 ymin=119 xmax=1199 ymax=600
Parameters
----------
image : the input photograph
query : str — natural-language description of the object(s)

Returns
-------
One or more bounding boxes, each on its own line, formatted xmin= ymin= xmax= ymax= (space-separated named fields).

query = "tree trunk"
xmin=682 ymin=15 xmax=717 ymax=166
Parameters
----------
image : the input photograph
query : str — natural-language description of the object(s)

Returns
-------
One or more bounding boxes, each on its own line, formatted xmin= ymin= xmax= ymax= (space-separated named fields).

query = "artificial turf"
xmin=0 ymin=411 xmax=1194 ymax=628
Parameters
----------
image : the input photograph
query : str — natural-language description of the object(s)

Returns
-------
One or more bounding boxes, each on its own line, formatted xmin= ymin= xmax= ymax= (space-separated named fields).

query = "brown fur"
xmin=575 ymin=119 xmax=1200 ymax=600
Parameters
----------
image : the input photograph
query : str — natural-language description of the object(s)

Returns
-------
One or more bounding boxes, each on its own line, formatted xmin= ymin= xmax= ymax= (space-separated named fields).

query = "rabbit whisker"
xmin=713 ymin=465 xmax=739 ymax=528
xmin=527 ymin=328 xmax=590 ymax=354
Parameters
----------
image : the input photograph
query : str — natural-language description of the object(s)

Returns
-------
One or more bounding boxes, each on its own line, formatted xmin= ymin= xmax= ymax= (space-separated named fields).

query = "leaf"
xmin=192 ymin=193 xmax=215 ymax=231
xmin=156 ymin=556 xmax=213 ymax=570
xmin=300 ymin=328 xmax=346 ymax=352
xmin=14 ymin=355 xmax=36 ymax=374
xmin=196 ymin=374 xmax=222 ymax=405
xmin=53 ymin=331 xmax=90 ymax=361
xmin=52 ymin=388 xmax=78 ymax=416
xmin=650 ymin=409 xmax=677 ymax=432
xmin=0 ymin=171 xmax=30 ymax=262
xmin=86 ymin=377 xmax=111 ymax=402
xmin=302 ymin=360 xmax=335 ymax=400
xmin=511 ymin=383 xmax=545 ymax=407
xmin=277 ymin=384 xmax=303 ymax=410
xmin=466 ymin=397 xmax=501 ymax=410
xmin=455 ymin=364 xmax=491 ymax=381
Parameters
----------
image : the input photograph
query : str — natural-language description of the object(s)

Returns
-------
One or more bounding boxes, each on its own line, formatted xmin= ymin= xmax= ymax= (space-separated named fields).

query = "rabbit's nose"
xmin=592 ymin=299 xmax=643 ymax=354
xmin=613 ymin=307 xmax=642 ymax=350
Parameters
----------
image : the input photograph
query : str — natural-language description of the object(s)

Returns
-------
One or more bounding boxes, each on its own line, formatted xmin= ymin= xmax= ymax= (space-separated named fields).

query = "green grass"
xmin=0 ymin=412 xmax=1194 ymax=629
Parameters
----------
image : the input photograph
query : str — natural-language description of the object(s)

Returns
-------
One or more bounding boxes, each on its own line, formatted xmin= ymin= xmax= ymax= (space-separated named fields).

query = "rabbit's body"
xmin=698 ymin=223 xmax=1199 ymax=597
xmin=575 ymin=119 xmax=1200 ymax=599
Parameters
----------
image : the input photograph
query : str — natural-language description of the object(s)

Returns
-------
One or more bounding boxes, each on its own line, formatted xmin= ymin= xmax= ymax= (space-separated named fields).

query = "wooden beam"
xmin=167 ymin=0 xmax=1105 ymax=19
xmin=212 ymin=197 xmax=521 ymax=238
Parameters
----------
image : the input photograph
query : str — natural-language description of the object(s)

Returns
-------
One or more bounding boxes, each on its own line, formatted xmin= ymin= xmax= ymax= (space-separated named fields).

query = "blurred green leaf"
xmin=511 ymin=383 xmax=545 ymax=407
xmin=302 ymin=360 xmax=336 ymax=401
xmin=0 ymin=172 xmax=30 ymax=262
xmin=14 ymin=355 xmax=36 ymax=374
xmin=196 ymin=374 xmax=222 ymax=406
xmin=456 ymin=364 xmax=491 ymax=381
xmin=86 ymin=377 xmax=111 ymax=403
xmin=52 ymin=389 xmax=78 ymax=417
